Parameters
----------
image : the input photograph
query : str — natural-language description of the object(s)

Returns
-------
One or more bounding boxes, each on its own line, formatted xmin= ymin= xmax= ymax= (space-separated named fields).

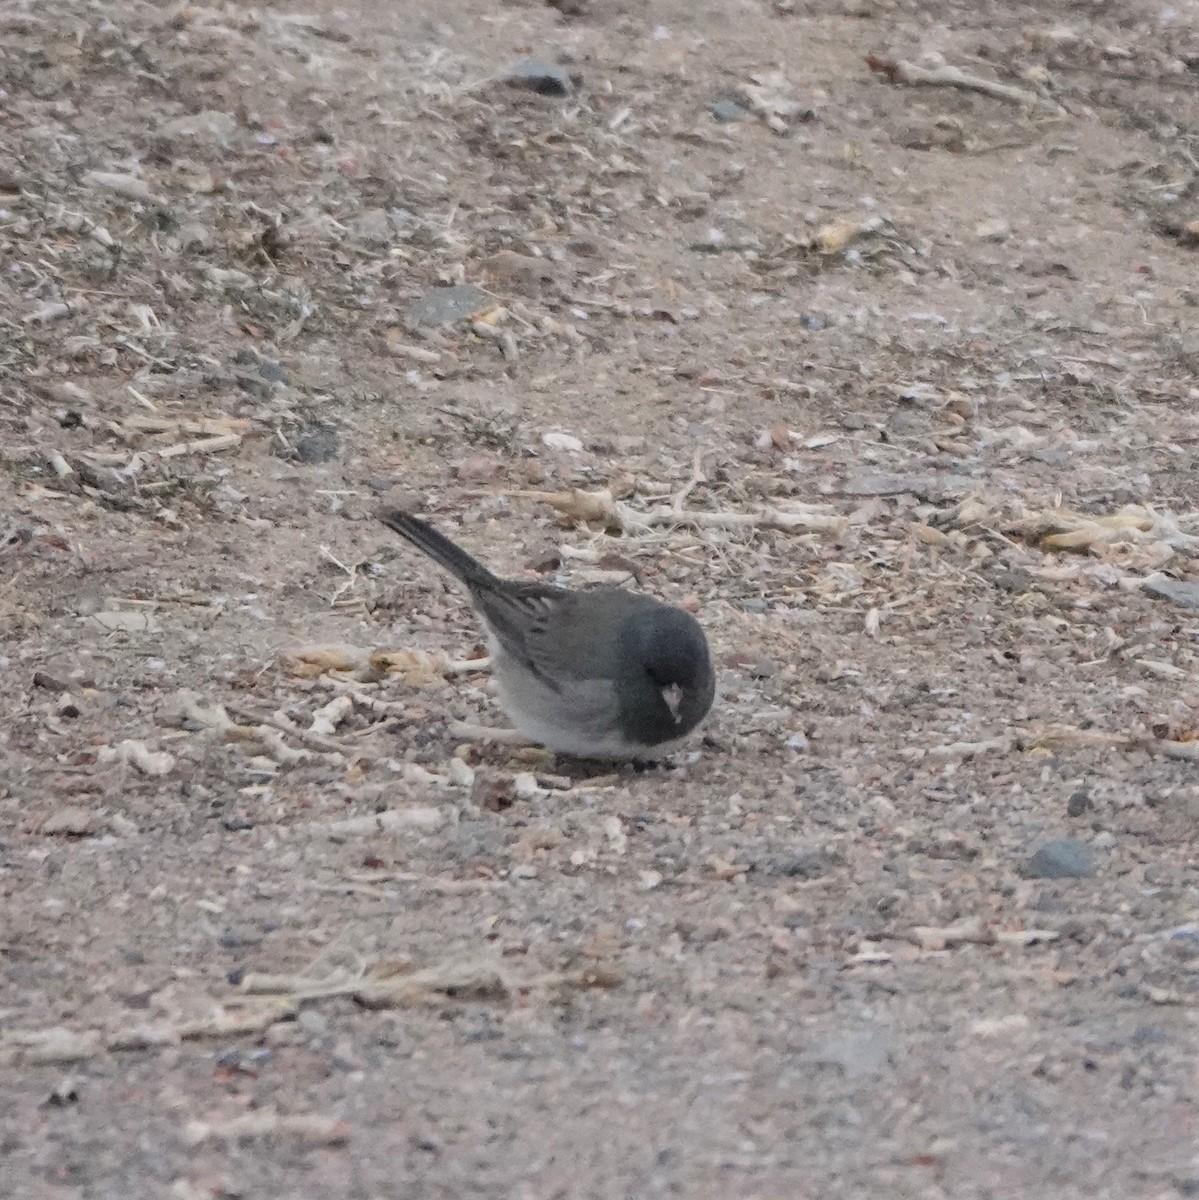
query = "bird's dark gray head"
xmin=620 ymin=605 xmax=715 ymax=742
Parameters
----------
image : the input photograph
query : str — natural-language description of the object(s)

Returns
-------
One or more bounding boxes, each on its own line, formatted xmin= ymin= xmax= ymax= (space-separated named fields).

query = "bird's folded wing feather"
xmin=472 ymin=583 xmax=572 ymax=692
xmin=475 ymin=585 xmax=646 ymax=688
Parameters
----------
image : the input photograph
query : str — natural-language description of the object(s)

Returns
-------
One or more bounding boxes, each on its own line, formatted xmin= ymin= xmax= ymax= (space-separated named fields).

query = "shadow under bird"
xmin=378 ymin=510 xmax=716 ymax=759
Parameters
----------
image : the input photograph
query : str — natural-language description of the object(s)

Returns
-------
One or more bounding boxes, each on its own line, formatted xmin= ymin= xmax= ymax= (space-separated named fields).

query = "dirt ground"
xmin=3 ymin=0 xmax=1199 ymax=1196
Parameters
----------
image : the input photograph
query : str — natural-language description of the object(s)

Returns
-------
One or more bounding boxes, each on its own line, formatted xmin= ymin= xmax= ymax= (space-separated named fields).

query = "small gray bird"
xmin=378 ymin=510 xmax=715 ymax=759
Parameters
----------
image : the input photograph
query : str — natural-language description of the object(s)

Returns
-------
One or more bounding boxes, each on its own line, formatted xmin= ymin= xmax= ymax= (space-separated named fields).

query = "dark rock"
xmin=218 ymin=927 xmax=261 ymax=950
xmin=1023 ymin=837 xmax=1095 ymax=880
xmin=234 ymin=372 xmax=275 ymax=399
xmin=504 ymin=57 xmax=576 ymax=96
xmin=526 ymin=548 xmax=562 ymax=574
xmin=294 ymin=425 xmax=339 ymax=463
xmin=1066 ymin=787 xmax=1092 ymax=817
xmin=75 ymin=461 xmax=125 ymax=495
xmin=41 ymin=1080 xmax=80 ymax=1108
xmin=750 ymin=848 xmax=836 ymax=880
xmin=470 ymin=771 xmax=517 ymax=813
xmin=990 ymin=567 xmax=1033 ymax=594
xmin=257 ymin=359 xmax=288 ymax=385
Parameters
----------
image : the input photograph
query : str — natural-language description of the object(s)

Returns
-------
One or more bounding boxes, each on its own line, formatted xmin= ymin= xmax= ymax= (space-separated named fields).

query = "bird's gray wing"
xmin=469 ymin=581 xmax=575 ymax=693
xmin=475 ymin=585 xmax=649 ymax=690
xmin=523 ymin=589 xmax=653 ymax=683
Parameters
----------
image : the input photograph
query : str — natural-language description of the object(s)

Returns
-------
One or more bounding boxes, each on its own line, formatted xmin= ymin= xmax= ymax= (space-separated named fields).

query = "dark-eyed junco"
xmin=378 ymin=510 xmax=715 ymax=759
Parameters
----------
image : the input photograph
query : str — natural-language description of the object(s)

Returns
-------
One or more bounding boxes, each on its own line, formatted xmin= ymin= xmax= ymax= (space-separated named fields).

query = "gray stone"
xmin=1165 ymin=927 xmax=1199 ymax=962
xmin=159 ymin=110 xmax=236 ymax=141
xmin=750 ymin=848 xmax=836 ymax=880
xmin=404 ymin=284 xmax=491 ymax=330
xmin=711 ymin=99 xmax=747 ymax=122
xmin=257 ymin=359 xmax=287 ymax=385
xmin=1143 ymin=578 xmax=1199 ymax=610
xmin=990 ymin=567 xmax=1033 ymax=594
xmin=803 ymin=1028 xmax=894 ymax=1079
xmin=352 ymin=207 xmax=392 ymax=244
xmin=1024 ymin=837 xmax=1095 ymax=879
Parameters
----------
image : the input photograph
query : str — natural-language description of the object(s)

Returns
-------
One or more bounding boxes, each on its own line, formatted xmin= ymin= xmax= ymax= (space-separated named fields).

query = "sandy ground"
xmin=2 ymin=0 xmax=1199 ymax=1196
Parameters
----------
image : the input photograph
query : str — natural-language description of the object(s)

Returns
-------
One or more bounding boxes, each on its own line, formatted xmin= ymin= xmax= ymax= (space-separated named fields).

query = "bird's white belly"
xmin=491 ymin=661 xmax=632 ymax=757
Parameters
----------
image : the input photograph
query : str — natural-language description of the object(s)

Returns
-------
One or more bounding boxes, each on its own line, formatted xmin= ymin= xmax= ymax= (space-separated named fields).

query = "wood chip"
xmin=183 ymin=1111 xmax=350 ymax=1147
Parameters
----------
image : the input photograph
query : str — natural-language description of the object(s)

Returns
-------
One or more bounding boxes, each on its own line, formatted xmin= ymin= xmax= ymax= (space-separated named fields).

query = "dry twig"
xmin=866 ymin=54 xmax=1066 ymax=113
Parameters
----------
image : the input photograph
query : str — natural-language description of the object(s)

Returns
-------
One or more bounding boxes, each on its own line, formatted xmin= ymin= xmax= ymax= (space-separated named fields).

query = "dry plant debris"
xmin=866 ymin=53 xmax=1067 ymax=114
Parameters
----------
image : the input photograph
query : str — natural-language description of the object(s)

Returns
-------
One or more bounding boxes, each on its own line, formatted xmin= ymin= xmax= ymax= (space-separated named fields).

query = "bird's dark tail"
xmin=377 ymin=510 xmax=501 ymax=591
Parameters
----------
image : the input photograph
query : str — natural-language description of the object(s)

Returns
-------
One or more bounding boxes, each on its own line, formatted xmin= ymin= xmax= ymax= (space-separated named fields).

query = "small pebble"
xmin=257 ymin=359 xmax=288 ymax=385
xmin=405 ymin=284 xmax=491 ymax=329
xmin=351 ymin=207 xmax=392 ymax=244
xmin=294 ymin=426 xmax=340 ymax=464
xmin=1023 ymin=837 xmax=1095 ymax=879
xmin=513 ymin=772 xmax=541 ymax=800
xmin=762 ymin=849 xmax=832 ymax=879
xmin=1131 ymin=1025 xmax=1169 ymax=1045
xmin=803 ymin=1028 xmax=893 ymax=1080
xmin=1165 ymin=928 xmax=1199 ymax=962
xmin=1066 ymin=788 xmax=1092 ymax=817
xmin=711 ymin=99 xmax=747 ymax=122
xmin=504 ymin=58 xmax=575 ymax=97
xmin=41 ymin=806 xmax=97 ymax=837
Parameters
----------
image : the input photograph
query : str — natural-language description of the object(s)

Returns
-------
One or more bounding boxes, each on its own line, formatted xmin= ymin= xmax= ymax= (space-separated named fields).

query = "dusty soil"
xmin=3 ymin=0 xmax=1199 ymax=1196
